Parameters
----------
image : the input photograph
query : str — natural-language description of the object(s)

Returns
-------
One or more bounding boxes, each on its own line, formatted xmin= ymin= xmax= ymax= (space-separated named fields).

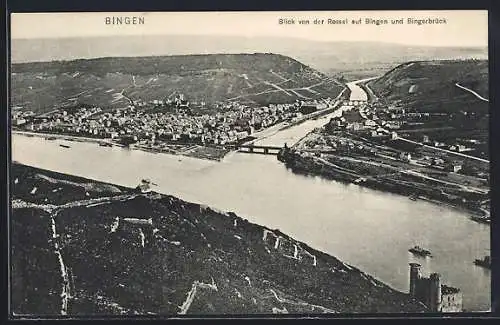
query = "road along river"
xmin=11 ymin=81 xmax=490 ymax=311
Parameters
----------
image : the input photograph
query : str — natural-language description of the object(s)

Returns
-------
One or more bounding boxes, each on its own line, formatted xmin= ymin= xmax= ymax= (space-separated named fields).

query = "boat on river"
xmin=409 ymin=246 xmax=432 ymax=257
xmin=59 ymin=144 xmax=71 ymax=149
xmin=474 ymin=256 xmax=490 ymax=269
xmin=99 ymin=142 xmax=113 ymax=147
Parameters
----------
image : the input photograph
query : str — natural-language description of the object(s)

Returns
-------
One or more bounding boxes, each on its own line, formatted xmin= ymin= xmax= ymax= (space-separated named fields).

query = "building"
xmin=14 ymin=118 xmax=27 ymax=126
xmin=299 ymin=101 xmax=326 ymax=114
xmin=122 ymin=217 xmax=153 ymax=226
xmin=447 ymin=161 xmax=463 ymax=173
xmin=346 ymin=122 xmax=366 ymax=131
xmin=400 ymin=152 xmax=412 ymax=163
xmin=364 ymin=119 xmax=377 ymax=127
xmin=409 ymin=263 xmax=462 ymax=312
xmin=385 ymin=121 xmax=401 ymax=129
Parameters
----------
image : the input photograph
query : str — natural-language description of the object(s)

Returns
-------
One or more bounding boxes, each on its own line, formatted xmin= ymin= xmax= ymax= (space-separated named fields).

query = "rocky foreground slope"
xmin=11 ymin=163 xmax=427 ymax=316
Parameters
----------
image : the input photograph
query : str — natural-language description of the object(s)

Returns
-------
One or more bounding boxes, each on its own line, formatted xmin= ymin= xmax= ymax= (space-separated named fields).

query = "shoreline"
xmin=130 ymin=143 xmax=230 ymax=162
xmin=277 ymin=150 xmax=489 ymax=218
xmin=12 ymin=130 xmax=228 ymax=162
xmin=12 ymin=130 xmax=119 ymax=145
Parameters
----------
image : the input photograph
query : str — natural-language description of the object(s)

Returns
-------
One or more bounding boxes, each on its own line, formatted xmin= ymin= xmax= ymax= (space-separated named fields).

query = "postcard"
xmin=9 ymin=10 xmax=490 ymax=317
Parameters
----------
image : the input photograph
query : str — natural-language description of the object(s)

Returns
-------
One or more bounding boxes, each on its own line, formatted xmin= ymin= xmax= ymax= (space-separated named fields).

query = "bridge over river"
xmin=231 ymin=144 xmax=283 ymax=155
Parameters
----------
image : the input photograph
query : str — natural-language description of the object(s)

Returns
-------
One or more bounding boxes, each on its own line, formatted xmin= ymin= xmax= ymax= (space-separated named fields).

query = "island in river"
xmin=10 ymin=163 xmax=428 ymax=316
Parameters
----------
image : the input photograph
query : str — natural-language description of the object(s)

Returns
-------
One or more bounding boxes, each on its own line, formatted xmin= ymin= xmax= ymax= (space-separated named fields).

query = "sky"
xmin=11 ymin=11 xmax=488 ymax=47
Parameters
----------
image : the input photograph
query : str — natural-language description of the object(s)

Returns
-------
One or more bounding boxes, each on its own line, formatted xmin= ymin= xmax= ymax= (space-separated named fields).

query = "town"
xmin=12 ymin=93 xmax=340 ymax=160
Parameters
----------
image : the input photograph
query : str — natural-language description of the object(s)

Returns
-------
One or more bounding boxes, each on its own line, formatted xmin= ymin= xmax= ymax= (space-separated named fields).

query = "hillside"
xmin=11 ymin=163 xmax=427 ymax=316
xmin=11 ymin=35 xmax=488 ymax=76
xmin=368 ymin=59 xmax=488 ymax=104
xmin=11 ymin=53 xmax=344 ymax=114
xmin=365 ymin=59 xmax=489 ymax=159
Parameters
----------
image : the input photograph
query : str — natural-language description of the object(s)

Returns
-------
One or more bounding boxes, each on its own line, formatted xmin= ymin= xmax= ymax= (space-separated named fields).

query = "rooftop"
xmin=441 ymin=284 xmax=460 ymax=295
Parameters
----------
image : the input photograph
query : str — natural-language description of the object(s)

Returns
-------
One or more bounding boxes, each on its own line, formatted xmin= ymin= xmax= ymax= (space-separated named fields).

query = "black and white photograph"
xmin=9 ymin=10 xmax=490 ymax=316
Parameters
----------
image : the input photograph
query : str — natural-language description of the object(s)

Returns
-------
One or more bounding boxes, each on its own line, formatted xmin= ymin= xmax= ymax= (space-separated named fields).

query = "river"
xmin=11 ymin=81 xmax=490 ymax=312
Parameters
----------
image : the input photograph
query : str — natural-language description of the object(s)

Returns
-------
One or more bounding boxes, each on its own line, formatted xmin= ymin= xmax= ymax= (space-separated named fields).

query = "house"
xmin=371 ymin=129 xmax=387 ymax=138
xmin=364 ymin=119 xmax=377 ymax=127
xmin=456 ymin=145 xmax=474 ymax=152
xmin=385 ymin=121 xmax=401 ymax=129
xmin=447 ymin=161 xmax=463 ymax=173
xmin=346 ymin=122 xmax=365 ymax=131
xmin=400 ymin=152 xmax=412 ymax=163
xmin=14 ymin=118 xmax=27 ymax=126
xmin=236 ymin=131 xmax=250 ymax=140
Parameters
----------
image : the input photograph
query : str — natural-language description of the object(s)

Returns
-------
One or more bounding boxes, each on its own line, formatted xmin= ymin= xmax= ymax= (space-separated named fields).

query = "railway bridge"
xmin=231 ymin=144 xmax=283 ymax=155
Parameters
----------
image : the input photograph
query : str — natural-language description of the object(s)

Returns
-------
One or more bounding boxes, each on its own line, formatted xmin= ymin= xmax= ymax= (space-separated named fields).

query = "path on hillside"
xmin=13 ymin=192 xmax=141 ymax=315
xmin=455 ymin=83 xmax=489 ymax=102
xmin=264 ymin=81 xmax=294 ymax=97
xmin=228 ymin=76 xmax=341 ymax=101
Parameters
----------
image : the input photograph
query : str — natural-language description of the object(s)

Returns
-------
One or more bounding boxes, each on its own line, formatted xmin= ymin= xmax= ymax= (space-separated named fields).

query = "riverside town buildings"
xmin=13 ymin=94 xmax=338 ymax=147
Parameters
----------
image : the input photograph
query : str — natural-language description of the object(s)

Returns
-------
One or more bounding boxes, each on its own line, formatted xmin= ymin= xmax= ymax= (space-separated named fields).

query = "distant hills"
xmin=11 ymin=35 xmax=488 ymax=78
xmin=11 ymin=35 xmax=488 ymax=113
xmin=11 ymin=53 xmax=344 ymax=113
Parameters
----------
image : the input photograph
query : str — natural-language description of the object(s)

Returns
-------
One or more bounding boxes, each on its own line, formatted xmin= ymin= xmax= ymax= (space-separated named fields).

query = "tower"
xmin=409 ymin=263 xmax=421 ymax=296
xmin=429 ymin=273 xmax=442 ymax=312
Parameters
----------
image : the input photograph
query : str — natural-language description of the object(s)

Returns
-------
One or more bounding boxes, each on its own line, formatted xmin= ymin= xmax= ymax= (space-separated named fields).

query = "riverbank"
xmin=11 ymin=163 xmax=428 ymax=315
xmin=12 ymin=130 xmax=120 ymax=146
xmin=277 ymin=148 xmax=489 ymax=218
xmin=13 ymin=130 xmax=230 ymax=162
xmin=130 ymin=143 xmax=231 ymax=162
